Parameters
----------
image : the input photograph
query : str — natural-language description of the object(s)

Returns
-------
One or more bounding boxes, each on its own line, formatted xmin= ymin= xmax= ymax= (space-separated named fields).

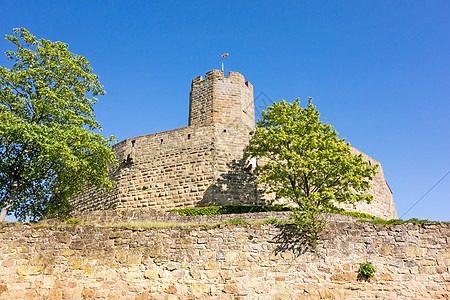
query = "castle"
xmin=72 ymin=70 xmax=397 ymax=219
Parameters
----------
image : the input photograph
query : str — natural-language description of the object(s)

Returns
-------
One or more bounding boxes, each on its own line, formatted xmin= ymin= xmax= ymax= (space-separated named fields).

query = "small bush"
xmin=406 ymin=218 xmax=441 ymax=224
xmin=31 ymin=224 xmax=54 ymax=230
xmin=169 ymin=205 xmax=385 ymax=222
xmin=359 ymin=262 xmax=375 ymax=279
xmin=111 ymin=221 xmax=199 ymax=228
xmin=327 ymin=208 xmax=378 ymax=220
xmin=169 ymin=205 xmax=291 ymax=216
xmin=357 ymin=218 xmax=442 ymax=226
xmin=65 ymin=218 xmax=84 ymax=225
xmin=265 ymin=217 xmax=278 ymax=224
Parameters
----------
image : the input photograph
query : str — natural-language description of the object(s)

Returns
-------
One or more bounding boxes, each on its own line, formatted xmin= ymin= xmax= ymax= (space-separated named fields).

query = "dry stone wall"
xmin=43 ymin=209 xmax=357 ymax=226
xmin=0 ymin=221 xmax=448 ymax=299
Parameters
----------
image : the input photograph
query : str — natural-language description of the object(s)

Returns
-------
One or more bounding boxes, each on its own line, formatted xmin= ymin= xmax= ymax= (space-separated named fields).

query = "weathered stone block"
xmin=144 ymin=270 xmax=158 ymax=280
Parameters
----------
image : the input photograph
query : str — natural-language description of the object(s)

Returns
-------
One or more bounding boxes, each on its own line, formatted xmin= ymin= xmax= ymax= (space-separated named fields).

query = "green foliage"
xmin=406 ymin=218 xmax=442 ymax=224
xmin=357 ymin=217 xmax=443 ymax=225
xmin=370 ymin=218 xmax=405 ymax=225
xmin=111 ymin=221 xmax=200 ymax=228
xmin=64 ymin=218 xmax=84 ymax=225
xmin=41 ymin=196 xmax=74 ymax=221
xmin=222 ymin=218 xmax=248 ymax=224
xmin=265 ymin=217 xmax=279 ymax=224
xmin=327 ymin=207 xmax=378 ymax=220
xmin=359 ymin=262 xmax=375 ymax=279
xmin=245 ymin=98 xmax=378 ymax=242
xmin=290 ymin=208 xmax=326 ymax=247
xmin=0 ymin=28 xmax=117 ymax=222
xmin=245 ymin=98 xmax=378 ymax=212
xmin=170 ymin=204 xmax=382 ymax=226
xmin=31 ymin=224 xmax=54 ymax=230
xmin=169 ymin=205 xmax=290 ymax=216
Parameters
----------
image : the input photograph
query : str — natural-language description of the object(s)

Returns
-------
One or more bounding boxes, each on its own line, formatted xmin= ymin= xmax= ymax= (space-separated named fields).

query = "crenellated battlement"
xmin=191 ymin=70 xmax=253 ymax=89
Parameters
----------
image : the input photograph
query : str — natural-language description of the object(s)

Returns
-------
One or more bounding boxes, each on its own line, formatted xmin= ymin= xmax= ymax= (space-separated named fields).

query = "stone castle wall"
xmin=72 ymin=125 xmax=216 ymax=211
xmin=344 ymin=148 xmax=397 ymax=219
xmin=72 ymin=70 xmax=260 ymax=212
xmin=0 ymin=221 xmax=448 ymax=299
xmin=72 ymin=70 xmax=397 ymax=220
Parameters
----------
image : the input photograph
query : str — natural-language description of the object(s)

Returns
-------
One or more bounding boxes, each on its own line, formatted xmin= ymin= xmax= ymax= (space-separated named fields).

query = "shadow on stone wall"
xmin=74 ymin=161 xmax=126 ymax=212
xmin=272 ymin=224 xmax=317 ymax=255
xmin=197 ymin=159 xmax=262 ymax=207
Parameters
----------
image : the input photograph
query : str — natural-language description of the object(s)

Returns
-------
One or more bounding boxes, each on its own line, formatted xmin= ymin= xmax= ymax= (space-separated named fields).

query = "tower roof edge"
xmin=191 ymin=70 xmax=249 ymax=86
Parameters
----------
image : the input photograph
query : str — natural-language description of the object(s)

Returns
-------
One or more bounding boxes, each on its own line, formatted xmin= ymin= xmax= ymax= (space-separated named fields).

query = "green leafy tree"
xmin=0 ymin=28 xmax=117 ymax=222
xmin=245 ymin=98 xmax=378 ymax=242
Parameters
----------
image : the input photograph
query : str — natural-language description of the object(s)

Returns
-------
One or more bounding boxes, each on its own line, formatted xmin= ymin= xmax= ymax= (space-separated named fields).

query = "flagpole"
xmin=221 ymin=53 xmax=228 ymax=72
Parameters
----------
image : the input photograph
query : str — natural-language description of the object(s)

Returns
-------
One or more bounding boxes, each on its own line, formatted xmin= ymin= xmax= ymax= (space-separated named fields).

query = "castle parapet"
xmin=191 ymin=70 xmax=252 ymax=89
xmin=205 ymin=69 xmax=223 ymax=80
xmin=191 ymin=75 xmax=203 ymax=85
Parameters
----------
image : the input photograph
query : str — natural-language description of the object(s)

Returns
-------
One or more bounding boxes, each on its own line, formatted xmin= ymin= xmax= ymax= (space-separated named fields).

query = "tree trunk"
xmin=0 ymin=181 xmax=17 ymax=222
xmin=0 ymin=202 xmax=12 ymax=222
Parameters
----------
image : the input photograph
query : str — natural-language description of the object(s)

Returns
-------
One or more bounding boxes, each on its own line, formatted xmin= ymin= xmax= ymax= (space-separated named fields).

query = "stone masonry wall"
xmin=44 ymin=209 xmax=357 ymax=226
xmin=0 ymin=221 xmax=448 ymax=299
xmin=71 ymin=123 xmax=262 ymax=211
xmin=342 ymin=148 xmax=397 ymax=220
xmin=72 ymin=125 xmax=218 ymax=211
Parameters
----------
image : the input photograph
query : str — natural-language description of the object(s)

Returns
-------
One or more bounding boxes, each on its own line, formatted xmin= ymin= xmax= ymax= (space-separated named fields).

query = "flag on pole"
xmin=221 ymin=53 xmax=229 ymax=71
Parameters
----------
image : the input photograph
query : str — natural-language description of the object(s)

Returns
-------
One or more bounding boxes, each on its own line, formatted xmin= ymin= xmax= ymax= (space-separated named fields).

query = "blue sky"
xmin=1 ymin=1 xmax=449 ymax=221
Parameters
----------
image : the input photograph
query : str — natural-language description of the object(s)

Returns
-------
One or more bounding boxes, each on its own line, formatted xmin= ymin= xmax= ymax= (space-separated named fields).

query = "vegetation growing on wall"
xmin=358 ymin=262 xmax=376 ymax=280
xmin=169 ymin=205 xmax=381 ymax=220
xmin=168 ymin=205 xmax=290 ymax=216
xmin=357 ymin=217 xmax=444 ymax=225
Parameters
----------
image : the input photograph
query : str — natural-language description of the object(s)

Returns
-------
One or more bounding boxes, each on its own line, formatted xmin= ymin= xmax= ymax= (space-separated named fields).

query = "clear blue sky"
xmin=1 ymin=1 xmax=449 ymax=221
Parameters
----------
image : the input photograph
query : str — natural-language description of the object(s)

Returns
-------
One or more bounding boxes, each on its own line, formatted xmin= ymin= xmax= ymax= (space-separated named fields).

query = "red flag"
xmin=222 ymin=53 xmax=229 ymax=59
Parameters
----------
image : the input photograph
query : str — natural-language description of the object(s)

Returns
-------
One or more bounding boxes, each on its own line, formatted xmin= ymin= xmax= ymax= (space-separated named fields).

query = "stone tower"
xmin=189 ymin=70 xmax=255 ymax=129
xmin=71 ymin=69 xmax=397 ymax=219
xmin=187 ymin=70 xmax=258 ymax=206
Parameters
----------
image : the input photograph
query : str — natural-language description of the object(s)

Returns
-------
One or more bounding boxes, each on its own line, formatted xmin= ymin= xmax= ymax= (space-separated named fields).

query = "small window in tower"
xmin=132 ymin=140 xmax=136 ymax=148
xmin=187 ymin=134 xmax=191 ymax=139
xmin=160 ymin=139 xmax=164 ymax=144
xmin=223 ymin=129 xmax=227 ymax=133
